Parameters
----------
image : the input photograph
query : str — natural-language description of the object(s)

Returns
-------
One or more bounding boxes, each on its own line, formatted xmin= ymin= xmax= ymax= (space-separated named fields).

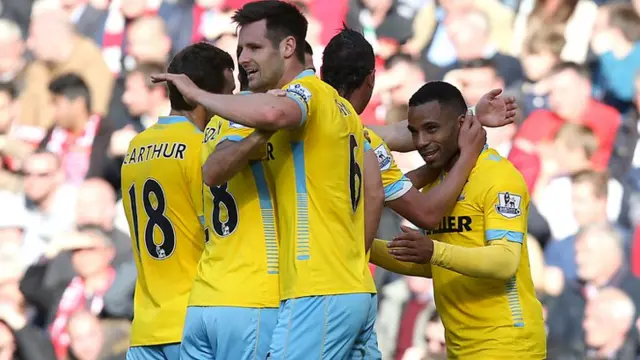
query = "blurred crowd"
xmin=0 ymin=0 xmax=640 ymax=359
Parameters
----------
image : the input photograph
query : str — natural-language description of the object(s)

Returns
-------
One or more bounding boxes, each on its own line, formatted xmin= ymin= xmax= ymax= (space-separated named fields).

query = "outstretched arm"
xmin=388 ymin=170 xmax=530 ymax=281
xmin=370 ymin=238 xmax=432 ymax=278
xmin=152 ymin=73 xmax=307 ymax=131
xmin=371 ymin=89 xmax=517 ymax=152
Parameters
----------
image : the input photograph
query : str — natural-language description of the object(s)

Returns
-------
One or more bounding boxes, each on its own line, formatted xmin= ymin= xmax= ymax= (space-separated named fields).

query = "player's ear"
xmin=456 ymin=114 xmax=465 ymax=129
xmin=281 ymin=36 xmax=296 ymax=59
xmin=366 ymin=70 xmax=375 ymax=88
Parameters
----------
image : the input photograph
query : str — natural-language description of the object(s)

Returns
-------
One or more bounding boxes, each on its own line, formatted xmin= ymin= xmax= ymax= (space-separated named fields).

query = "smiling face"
xmin=237 ymin=20 xmax=287 ymax=93
xmin=407 ymin=101 xmax=462 ymax=169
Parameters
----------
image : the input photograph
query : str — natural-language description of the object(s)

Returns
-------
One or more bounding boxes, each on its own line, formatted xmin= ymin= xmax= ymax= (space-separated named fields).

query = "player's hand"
xmin=475 ymin=89 xmax=518 ymax=128
xmin=150 ymin=73 xmax=199 ymax=106
xmin=266 ymin=89 xmax=287 ymax=97
xmin=458 ymin=109 xmax=486 ymax=157
xmin=387 ymin=225 xmax=434 ymax=264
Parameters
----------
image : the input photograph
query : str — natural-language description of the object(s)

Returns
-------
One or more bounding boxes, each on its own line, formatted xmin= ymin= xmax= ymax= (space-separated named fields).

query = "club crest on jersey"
xmin=286 ymin=83 xmax=312 ymax=105
xmin=495 ymin=192 xmax=522 ymax=218
xmin=374 ymin=145 xmax=392 ymax=171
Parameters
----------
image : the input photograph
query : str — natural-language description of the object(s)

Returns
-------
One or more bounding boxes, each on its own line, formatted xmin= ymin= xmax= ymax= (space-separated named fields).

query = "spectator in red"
xmin=39 ymin=73 xmax=120 ymax=189
xmin=509 ymin=61 xmax=622 ymax=193
xmin=20 ymin=228 xmax=118 ymax=359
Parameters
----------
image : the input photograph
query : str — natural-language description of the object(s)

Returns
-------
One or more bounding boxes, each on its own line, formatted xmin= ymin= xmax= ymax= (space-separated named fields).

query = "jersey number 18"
xmin=127 ymin=179 xmax=176 ymax=260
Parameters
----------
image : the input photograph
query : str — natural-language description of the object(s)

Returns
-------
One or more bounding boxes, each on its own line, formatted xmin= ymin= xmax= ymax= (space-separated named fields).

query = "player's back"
xmin=422 ymin=147 xmax=545 ymax=358
xmin=188 ymin=116 xmax=280 ymax=308
xmin=121 ymin=116 xmax=205 ymax=346
xmin=266 ymin=71 xmax=371 ymax=299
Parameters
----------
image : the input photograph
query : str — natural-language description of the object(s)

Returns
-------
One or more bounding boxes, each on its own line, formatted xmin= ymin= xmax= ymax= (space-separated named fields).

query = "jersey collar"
xmin=157 ymin=116 xmax=188 ymax=125
xmin=295 ymin=69 xmax=315 ymax=80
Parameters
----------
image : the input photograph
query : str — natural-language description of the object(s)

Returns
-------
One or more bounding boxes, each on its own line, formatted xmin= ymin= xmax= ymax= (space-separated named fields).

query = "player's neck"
xmin=275 ymin=61 xmax=305 ymax=89
xmin=169 ymin=109 xmax=206 ymax=131
xmin=443 ymin=152 xmax=460 ymax=173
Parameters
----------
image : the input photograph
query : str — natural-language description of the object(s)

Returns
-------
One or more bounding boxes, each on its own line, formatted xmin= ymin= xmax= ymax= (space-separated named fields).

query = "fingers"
xmin=266 ymin=89 xmax=287 ymax=97
xmin=505 ymin=96 xmax=517 ymax=109
xmin=388 ymin=248 xmax=418 ymax=257
xmin=150 ymin=74 xmax=168 ymax=83
xmin=400 ymin=225 xmax=419 ymax=234
xmin=388 ymin=239 xmax=415 ymax=249
xmin=486 ymin=88 xmax=503 ymax=99
xmin=392 ymin=255 xmax=424 ymax=263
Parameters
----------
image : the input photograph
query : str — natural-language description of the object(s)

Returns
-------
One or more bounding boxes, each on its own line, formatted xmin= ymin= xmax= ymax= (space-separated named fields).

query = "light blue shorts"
xmin=268 ymin=293 xmax=381 ymax=360
xmin=126 ymin=343 xmax=180 ymax=360
xmin=180 ymin=306 xmax=278 ymax=360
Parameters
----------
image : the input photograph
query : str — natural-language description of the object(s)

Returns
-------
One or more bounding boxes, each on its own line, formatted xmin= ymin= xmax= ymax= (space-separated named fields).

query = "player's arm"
xmin=388 ymin=111 xmax=486 ymax=229
xmin=388 ymin=174 xmax=528 ymax=281
xmin=364 ymin=146 xmax=385 ymax=252
xmin=371 ymin=90 xmax=518 ymax=152
xmin=367 ymin=121 xmax=415 ymax=153
xmin=202 ymin=127 xmax=271 ymax=187
xmin=370 ymin=238 xmax=432 ymax=278
xmin=152 ymin=73 xmax=307 ymax=131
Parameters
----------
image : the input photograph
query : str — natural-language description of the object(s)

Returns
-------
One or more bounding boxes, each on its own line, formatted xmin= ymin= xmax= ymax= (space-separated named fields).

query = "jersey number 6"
xmin=127 ymin=179 xmax=176 ymax=260
xmin=349 ymin=134 xmax=362 ymax=212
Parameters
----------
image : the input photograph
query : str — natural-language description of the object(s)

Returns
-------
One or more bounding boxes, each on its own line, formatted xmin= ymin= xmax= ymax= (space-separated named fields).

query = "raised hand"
xmin=458 ymin=109 xmax=486 ymax=157
xmin=387 ymin=225 xmax=435 ymax=264
xmin=150 ymin=73 xmax=200 ymax=106
xmin=475 ymin=89 xmax=519 ymax=128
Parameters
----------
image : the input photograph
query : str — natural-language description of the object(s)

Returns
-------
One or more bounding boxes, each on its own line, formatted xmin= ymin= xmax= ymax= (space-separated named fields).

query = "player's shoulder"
xmin=469 ymin=147 xmax=528 ymax=191
xmin=283 ymin=69 xmax=323 ymax=100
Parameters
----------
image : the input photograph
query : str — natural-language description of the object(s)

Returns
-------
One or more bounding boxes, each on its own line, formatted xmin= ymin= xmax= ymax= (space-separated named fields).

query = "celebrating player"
xmin=151 ymin=1 xmax=383 ymax=358
xmin=121 ymin=43 xmax=235 ymax=360
xmin=320 ymin=27 xmax=515 ymax=228
xmin=370 ymin=82 xmax=546 ymax=358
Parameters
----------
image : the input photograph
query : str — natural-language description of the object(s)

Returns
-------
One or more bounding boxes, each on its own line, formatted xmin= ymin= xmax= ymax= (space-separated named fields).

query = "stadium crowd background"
xmin=0 ymin=0 xmax=640 ymax=358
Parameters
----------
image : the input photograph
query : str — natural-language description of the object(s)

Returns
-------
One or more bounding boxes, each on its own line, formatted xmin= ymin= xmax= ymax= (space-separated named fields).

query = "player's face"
xmin=407 ymin=101 xmax=462 ymax=169
xmin=238 ymin=20 xmax=286 ymax=92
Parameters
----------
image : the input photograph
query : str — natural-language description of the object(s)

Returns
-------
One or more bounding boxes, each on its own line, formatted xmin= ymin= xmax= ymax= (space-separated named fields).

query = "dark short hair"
xmin=458 ymin=58 xmax=499 ymax=73
xmin=48 ymin=73 xmax=92 ymax=112
xmin=232 ymin=0 xmax=308 ymax=63
xmin=321 ymin=26 xmax=375 ymax=98
xmin=384 ymin=52 xmax=413 ymax=70
xmin=167 ymin=42 xmax=235 ymax=111
xmin=549 ymin=61 xmax=591 ymax=82
xmin=408 ymin=81 xmax=467 ymax=117
xmin=304 ymin=40 xmax=313 ymax=56
xmin=0 ymin=82 xmax=16 ymax=99
xmin=128 ymin=62 xmax=168 ymax=96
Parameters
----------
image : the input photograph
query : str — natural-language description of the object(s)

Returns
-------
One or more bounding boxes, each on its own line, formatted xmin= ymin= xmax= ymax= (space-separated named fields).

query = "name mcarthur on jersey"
xmin=123 ymin=142 xmax=188 ymax=165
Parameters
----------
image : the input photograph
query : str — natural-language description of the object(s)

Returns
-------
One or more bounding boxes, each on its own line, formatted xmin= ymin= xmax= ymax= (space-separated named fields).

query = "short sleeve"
xmin=284 ymin=81 xmax=313 ymax=126
xmin=372 ymin=141 xmax=412 ymax=201
xmin=213 ymin=121 xmax=255 ymax=146
xmin=483 ymin=169 xmax=529 ymax=244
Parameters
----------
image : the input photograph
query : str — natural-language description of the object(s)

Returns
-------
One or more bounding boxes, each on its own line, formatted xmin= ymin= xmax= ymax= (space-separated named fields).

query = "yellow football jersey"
xmin=188 ymin=115 xmax=280 ymax=308
xmin=121 ymin=116 xmax=205 ymax=346
xmin=264 ymin=69 xmax=372 ymax=299
xmin=422 ymin=147 xmax=545 ymax=358
xmin=365 ymin=129 xmax=412 ymax=202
